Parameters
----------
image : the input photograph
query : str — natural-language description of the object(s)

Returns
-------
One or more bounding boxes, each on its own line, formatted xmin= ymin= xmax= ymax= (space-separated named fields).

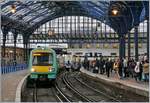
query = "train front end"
xmin=29 ymin=48 xmax=57 ymax=81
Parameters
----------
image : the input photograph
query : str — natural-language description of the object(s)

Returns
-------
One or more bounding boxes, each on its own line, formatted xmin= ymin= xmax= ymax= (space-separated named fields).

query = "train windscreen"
xmin=32 ymin=53 xmax=53 ymax=66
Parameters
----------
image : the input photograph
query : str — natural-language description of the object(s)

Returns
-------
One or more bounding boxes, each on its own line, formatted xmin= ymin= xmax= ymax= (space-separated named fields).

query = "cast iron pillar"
xmin=119 ymin=35 xmax=126 ymax=60
xmin=147 ymin=17 xmax=149 ymax=60
xmin=2 ymin=33 xmax=7 ymax=58
xmin=127 ymin=31 xmax=131 ymax=60
xmin=2 ymin=27 xmax=9 ymax=58
xmin=25 ymin=43 xmax=28 ymax=61
xmin=23 ymin=42 xmax=26 ymax=62
xmin=13 ymin=33 xmax=18 ymax=65
xmin=134 ymin=25 xmax=139 ymax=61
xmin=23 ymin=35 xmax=29 ymax=62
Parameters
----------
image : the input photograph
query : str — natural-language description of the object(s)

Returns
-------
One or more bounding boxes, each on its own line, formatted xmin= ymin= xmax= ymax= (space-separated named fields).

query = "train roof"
xmin=31 ymin=47 xmax=55 ymax=53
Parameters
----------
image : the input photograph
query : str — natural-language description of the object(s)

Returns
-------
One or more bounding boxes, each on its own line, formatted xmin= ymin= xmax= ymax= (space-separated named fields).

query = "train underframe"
xmin=26 ymin=73 xmax=56 ymax=88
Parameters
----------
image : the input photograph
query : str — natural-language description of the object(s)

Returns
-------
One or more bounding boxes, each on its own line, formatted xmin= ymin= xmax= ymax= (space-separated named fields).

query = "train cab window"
xmin=32 ymin=53 xmax=53 ymax=66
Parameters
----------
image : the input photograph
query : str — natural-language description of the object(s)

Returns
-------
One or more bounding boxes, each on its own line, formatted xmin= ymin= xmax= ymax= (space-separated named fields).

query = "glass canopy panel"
xmin=87 ymin=2 xmax=105 ymax=14
xmin=32 ymin=16 xmax=46 ymax=23
xmin=32 ymin=16 xmax=116 ymax=40
xmin=23 ymin=15 xmax=36 ymax=22
xmin=14 ymin=8 xmax=29 ymax=16
xmin=36 ymin=8 xmax=49 ymax=15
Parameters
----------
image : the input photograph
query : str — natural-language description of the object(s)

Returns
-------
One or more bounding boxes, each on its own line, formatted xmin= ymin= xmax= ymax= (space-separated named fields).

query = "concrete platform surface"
xmin=80 ymin=68 xmax=149 ymax=97
xmin=1 ymin=70 xmax=28 ymax=102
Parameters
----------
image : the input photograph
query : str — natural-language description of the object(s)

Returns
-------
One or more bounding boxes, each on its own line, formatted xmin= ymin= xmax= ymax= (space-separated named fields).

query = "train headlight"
xmin=49 ymin=68 xmax=52 ymax=72
xmin=49 ymin=67 xmax=55 ymax=72
xmin=31 ymin=68 xmax=35 ymax=72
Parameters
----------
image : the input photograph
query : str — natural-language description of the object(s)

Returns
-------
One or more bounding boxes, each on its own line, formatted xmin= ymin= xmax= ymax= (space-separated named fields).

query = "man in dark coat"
xmin=106 ymin=58 xmax=112 ymax=77
xmin=118 ymin=59 xmax=123 ymax=79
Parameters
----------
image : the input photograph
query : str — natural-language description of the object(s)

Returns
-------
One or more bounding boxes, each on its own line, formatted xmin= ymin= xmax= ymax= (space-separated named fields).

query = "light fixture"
xmin=86 ymin=44 xmax=90 ymax=48
xmin=96 ymin=44 xmax=100 ymax=48
xmin=9 ymin=50 xmax=13 ymax=53
xmin=48 ymin=29 xmax=54 ymax=36
xmin=138 ymin=44 xmax=142 ymax=48
xmin=112 ymin=9 xmax=118 ymax=16
xmin=11 ymin=5 xmax=16 ymax=13
xmin=104 ymin=44 xmax=109 ymax=48
xmin=131 ymin=44 xmax=134 ymax=48
xmin=113 ymin=44 xmax=118 ymax=48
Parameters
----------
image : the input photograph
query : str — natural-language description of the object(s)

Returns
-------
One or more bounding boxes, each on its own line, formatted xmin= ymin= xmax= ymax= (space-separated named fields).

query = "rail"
xmin=75 ymin=75 xmax=120 ymax=102
xmin=62 ymin=72 xmax=94 ymax=102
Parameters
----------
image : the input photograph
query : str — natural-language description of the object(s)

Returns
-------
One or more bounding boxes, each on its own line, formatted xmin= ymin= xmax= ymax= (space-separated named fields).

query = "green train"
xmin=28 ymin=47 xmax=58 ymax=81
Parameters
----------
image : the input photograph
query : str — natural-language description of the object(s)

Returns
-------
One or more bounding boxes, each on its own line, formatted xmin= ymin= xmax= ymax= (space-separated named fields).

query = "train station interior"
xmin=0 ymin=0 xmax=149 ymax=102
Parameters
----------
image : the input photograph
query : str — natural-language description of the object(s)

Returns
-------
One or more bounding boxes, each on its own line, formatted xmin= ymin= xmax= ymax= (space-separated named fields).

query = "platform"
xmin=80 ymin=68 xmax=149 ymax=97
xmin=1 ymin=70 xmax=28 ymax=102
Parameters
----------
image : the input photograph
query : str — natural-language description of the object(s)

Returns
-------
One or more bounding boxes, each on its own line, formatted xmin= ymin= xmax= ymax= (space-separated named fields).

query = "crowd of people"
xmin=65 ymin=60 xmax=81 ymax=72
xmin=83 ymin=55 xmax=149 ymax=82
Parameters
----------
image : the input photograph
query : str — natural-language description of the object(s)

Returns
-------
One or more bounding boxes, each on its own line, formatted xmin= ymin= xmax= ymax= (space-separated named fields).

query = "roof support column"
xmin=2 ymin=28 xmax=8 ymax=59
xmin=134 ymin=25 xmax=138 ymax=61
xmin=147 ymin=17 xmax=149 ymax=60
xmin=127 ymin=31 xmax=131 ymax=60
xmin=119 ymin=35 xmax=126 ymax=60
xmin=23 ymin=35 xmax=29 ymax=63
xmin=13 ymin=32 xmax=18 ymax=66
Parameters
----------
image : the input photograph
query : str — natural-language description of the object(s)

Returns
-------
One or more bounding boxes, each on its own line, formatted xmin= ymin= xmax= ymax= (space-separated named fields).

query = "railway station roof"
xmin=1 ymin=1 xmax=149 ymax=35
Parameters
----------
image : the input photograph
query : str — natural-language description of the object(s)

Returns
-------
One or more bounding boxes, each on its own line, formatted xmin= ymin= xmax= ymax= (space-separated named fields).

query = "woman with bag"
xmin=113 ymin=59 xmax=120 ymax=78
xmin=143 ymin=60 xmax=149 ymax=82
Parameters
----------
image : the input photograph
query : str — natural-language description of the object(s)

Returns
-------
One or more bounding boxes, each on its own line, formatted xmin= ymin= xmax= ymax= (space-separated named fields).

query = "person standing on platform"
xmin=83 ymin=56 xmax=89 ymax=70
xmin=139 ymin=59 xmax=143 ymax=81
xmin=134 ymin=61 xmax=141 ymax=81
xmin=95 ymin=58 xmax=100 ymax=73
xmin=110 ymin=58 xmax=114 ymax=73
xmin=143 ymin=59 xmax=149 ymax=82
xmin=106 ymin=58 xmax=111 ymax=77
xmin=102 ymin=59 xmax=106 ymax=74
xmin=130 ymin=58 xmax=136 ymax=78
xmin=65 ymin=60 xmax=71 ymax=72
xmin=118 ymin=58 xmax=123 ymax=79
xmin=113 ymin=59 xmax=120 ymax=78
xmin=123 ymin=58 xmax=127 ymax=78
xmin=99 ymin=58 xmax=103 ymax=74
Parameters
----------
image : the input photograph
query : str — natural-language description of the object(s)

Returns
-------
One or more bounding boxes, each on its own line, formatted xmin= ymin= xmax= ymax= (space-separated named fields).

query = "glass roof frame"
xmin=1 ymin=1 xmax=149 ymax=36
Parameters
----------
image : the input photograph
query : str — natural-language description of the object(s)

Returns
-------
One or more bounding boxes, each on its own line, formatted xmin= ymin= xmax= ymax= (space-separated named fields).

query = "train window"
xmin=32 ymin=53 xmax=53 ymax=66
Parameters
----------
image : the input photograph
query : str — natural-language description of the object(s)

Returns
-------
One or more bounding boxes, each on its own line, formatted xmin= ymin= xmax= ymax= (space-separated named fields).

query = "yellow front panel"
xmin=32 ymin=66 xmax=52 ymax=73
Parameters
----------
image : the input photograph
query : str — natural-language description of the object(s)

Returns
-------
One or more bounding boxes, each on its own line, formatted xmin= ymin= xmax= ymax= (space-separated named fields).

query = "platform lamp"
xmin=112 ymin=8 xmax=118 ymax=16
xmin=11 ymin=5 xmax=16 ymax=13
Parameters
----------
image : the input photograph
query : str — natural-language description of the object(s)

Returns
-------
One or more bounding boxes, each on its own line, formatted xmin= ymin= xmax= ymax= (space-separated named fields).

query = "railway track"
xmin=62 ymin=72 xmax=94 ymax=102
xmin=23 ymin=80 xmax=70 ymax=102
xmin=62 ymin=72 xmax=120 ymax=102
xmin=22 ymin=71 xmax=148 ymax=102
xmin=74 ymin=74 xmax=120 ymax=102
xmin=23 ymin=71 xmax=120 ymax=102
xmin=32 ymin=83 xmax=61 ymax=102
